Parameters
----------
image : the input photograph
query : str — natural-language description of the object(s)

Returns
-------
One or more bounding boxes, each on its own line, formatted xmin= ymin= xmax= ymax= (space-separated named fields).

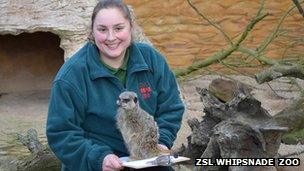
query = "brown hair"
xmin=88 ymin=0 xmax=132 ymax=42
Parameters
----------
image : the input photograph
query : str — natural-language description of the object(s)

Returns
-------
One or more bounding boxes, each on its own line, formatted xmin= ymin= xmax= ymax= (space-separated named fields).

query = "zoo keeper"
xmin=46 ymin=0 xmax=185 ymax=171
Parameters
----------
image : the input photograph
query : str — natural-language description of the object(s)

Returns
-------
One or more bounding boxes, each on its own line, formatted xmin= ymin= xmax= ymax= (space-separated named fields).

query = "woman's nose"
xmin=106 ymin=30 xmax=116 ymax=41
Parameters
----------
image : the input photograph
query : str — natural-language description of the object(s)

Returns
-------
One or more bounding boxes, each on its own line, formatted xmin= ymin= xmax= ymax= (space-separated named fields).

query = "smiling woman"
xmin=46 ymin=0 xmax=184 ymax=171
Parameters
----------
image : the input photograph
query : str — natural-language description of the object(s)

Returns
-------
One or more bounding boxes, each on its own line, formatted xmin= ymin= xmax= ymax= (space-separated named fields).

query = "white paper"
xmin=120 ymin=156 xmax=190 ymax=169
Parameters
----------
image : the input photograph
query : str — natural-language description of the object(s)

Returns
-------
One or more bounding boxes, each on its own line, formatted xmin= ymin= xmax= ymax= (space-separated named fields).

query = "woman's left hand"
xmin=102 ymin=154 xmax=123 ymax=171
xmin=157 ymin=144 xmax=170 ymax=153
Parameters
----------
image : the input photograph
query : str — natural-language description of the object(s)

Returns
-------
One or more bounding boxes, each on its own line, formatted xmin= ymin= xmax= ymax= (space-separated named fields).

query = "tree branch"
xmin=256 ymin=1 xmax=303 ymax=54
xmin=238 ymin=46 xmax=277 ymax=65
xmin=174 ymin=3 xmax=268 ymax=78
xmin=292 ymin=0 xmax=304 ymax=17
xmin=255 ymin=63 xmax=304 ymax=84
xmin=186 ymin=0 xmax=233 ymax=46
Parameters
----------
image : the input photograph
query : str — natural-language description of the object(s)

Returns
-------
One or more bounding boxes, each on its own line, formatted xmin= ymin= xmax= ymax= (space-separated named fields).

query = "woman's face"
xmin=92 ymin=8 xmax=132 ymax=60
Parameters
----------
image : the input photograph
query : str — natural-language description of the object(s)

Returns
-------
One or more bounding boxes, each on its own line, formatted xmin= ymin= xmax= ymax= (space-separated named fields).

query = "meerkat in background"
xmin=116 ymin=91 xmax=167 ymax=160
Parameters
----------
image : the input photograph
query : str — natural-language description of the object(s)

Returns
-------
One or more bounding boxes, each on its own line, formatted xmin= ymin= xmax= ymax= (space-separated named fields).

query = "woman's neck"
xmin=100 ymin=50 xmax=126 ymax=69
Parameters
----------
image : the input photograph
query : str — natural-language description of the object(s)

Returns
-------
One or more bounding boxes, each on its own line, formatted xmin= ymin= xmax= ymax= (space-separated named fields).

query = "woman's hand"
xmin=102 ymin=154 xmax=123 ymax=171
xmin=157 ymin=144 xmax=170 ymax=153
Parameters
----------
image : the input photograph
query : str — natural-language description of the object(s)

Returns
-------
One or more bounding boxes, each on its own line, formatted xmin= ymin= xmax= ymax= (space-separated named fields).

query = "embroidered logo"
xmin=139 ymin=83 xmax=152 ymax=100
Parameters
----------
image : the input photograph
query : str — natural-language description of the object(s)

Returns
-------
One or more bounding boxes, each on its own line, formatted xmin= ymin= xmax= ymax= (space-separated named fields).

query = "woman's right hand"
xmin=102 ymin=154 xmax=124 ymax=171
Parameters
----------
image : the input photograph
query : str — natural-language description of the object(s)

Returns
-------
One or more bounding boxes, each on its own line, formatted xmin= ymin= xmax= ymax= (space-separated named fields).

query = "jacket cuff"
xmin=159 ymin=129 xmax=173 ymax=149
xmin=88 ymin=145 xmax=113 ymax=171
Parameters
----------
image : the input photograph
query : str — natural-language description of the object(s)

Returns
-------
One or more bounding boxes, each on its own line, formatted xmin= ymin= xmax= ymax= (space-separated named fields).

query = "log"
xmin=16 ymin=148 xmax=60 ymax=171
xmin=4 ymin=128 xmax=60 ymax=171
xmin=179 ymin=78 xmax=288 ymax=171
xmin=255 ymin=61 xmax=304 ymax=144
xmin=273 ymin=94 xmax=304 ymax=144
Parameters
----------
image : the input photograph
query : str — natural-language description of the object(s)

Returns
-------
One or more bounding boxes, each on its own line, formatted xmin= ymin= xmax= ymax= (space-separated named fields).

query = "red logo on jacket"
xmin=139 ymin=83 xmax=152 ymax=99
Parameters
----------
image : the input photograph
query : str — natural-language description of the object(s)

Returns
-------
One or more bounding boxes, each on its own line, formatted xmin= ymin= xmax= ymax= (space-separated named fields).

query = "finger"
xmin=102 ymin=166 xmax=112 ymax=171
xmin=158 ymin=144 xmax=169 ymax=150
xmin=103 ymin=160 xmax=115 ymax=171
xmin=110 ymin=158 xmax=123 ymax=169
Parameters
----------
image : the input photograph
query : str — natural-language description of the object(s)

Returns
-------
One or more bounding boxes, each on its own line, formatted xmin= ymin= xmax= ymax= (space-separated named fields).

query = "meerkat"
xmin=116 ymin=91 xmax=168 ymax=160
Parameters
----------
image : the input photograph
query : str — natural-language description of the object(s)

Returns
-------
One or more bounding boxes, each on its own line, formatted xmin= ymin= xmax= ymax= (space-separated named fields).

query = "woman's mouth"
xmin=106 ymin=43 xmax=119 ymax=50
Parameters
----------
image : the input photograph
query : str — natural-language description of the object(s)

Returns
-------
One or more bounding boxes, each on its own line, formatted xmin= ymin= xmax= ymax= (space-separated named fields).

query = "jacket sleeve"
xmin=153 ymin=53 xmax=185 ymax=149
xmin=46 ymin=80 xmax=113 ymax=171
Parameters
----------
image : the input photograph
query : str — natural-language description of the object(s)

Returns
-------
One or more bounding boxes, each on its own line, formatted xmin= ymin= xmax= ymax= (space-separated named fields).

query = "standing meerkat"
xmin=116 ymin=91 xmax=167 ymax=160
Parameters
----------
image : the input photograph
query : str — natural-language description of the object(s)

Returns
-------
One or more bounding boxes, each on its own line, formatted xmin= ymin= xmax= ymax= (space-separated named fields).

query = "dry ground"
xmin=0 ymin=75 xmax=303 ymax=170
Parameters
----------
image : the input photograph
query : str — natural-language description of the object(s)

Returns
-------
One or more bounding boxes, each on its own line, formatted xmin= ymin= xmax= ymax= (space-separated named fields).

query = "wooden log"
xmin=273 ymin=94 xmax=304 ymax=144
xmin=179 ymin=78 xmax=288 ymax=171
xmin=15 ymin=129 xmax=60 ymax=171
xmin=255 ymin=60 xmax=304 ymax=144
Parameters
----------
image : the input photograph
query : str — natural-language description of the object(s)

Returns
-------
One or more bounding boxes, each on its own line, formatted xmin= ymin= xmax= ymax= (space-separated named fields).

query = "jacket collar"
xmin=127 ymin=42 xmax=149 ymax=74
xmin=87 ymin=42 xmax=149 ymax=80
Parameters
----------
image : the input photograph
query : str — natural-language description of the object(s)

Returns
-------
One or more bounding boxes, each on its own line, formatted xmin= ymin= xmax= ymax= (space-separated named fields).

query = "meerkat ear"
xmin=134 ymin=97 xmax=138 ymax=104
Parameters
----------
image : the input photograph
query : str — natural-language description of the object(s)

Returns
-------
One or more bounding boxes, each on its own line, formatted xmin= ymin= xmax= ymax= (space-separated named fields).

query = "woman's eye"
xmin=114 ymin=27 xmax=124 ymax=32
xmin=97 ymin=28 xmax=107 ymax=32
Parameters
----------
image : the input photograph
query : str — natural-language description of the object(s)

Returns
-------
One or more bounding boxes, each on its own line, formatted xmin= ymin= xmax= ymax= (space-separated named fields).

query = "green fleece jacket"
xmin=46 ymin=42 xmax=185 ymax=171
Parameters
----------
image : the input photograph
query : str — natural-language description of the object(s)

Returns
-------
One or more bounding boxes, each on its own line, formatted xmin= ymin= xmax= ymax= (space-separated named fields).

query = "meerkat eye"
xmin=122 ymin=99 xmax=130 ymax=103
xmin=133 ymin=97 xmax=138 ymax=104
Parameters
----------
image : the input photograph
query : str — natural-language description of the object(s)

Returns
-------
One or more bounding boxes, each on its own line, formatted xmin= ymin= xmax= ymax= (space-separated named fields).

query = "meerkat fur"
xmin=116 ymin=91 xmax=168 ymax=160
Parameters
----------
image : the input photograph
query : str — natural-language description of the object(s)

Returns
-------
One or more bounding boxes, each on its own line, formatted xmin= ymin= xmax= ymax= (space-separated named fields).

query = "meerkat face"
xmin=117 ymin=91 xmax=138 ymax=111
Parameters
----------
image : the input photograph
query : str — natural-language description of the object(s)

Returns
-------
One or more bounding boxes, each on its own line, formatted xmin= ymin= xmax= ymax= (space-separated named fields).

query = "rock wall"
xmin=0 ymin=0 xmax=303 ymax=69
xmin=125 ymin=0 xmax=304 ymax=68
xmin=0 ymin=0 xmax=96 ymax=59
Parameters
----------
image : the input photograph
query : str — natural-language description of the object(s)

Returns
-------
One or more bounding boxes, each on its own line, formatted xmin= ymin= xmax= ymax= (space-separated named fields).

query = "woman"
xmin=46 ymin=0 xmax=184 ymax=171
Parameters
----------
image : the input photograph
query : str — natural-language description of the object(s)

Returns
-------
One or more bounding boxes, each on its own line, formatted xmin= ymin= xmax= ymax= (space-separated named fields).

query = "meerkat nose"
xmin=117 ymin=100 xmax=121 ymax=106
